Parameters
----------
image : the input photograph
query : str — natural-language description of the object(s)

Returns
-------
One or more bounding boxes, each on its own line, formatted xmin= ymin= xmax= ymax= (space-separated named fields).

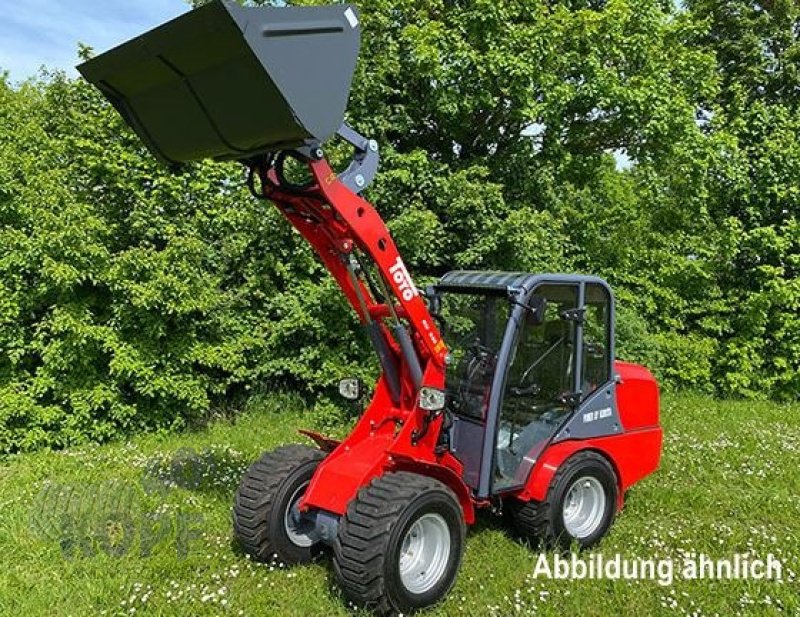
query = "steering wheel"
xmin=510 ymin=382 xmax=541 ymax=397
xmin=465 ymin=337 xmax=492 ymax=358
xmin=450 ymin=338 xmax=497 ymax=418
xmin=460 ymin=339 xmax=496 ymax=382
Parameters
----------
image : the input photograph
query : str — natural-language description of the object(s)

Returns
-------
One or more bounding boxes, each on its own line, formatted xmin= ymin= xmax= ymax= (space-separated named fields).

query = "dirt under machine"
xmin=79 ymin=2 xmax=663 ymax=614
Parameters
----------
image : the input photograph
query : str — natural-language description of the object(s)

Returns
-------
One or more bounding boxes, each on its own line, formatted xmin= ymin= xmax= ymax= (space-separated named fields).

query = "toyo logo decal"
xmin=388 ymin=256 xmax=419 ymax=302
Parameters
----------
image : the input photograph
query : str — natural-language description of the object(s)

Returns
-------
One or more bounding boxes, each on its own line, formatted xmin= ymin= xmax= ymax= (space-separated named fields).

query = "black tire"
xmin=333 ymin=472 xmax=465 ymax=616
xmin=509 ymin=450 xmax=617 ymax=550
xmin=233 ymin=444 xmax=325 ymax=564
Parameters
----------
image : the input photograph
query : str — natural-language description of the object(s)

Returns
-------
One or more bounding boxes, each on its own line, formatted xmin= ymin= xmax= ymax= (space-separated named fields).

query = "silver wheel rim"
xmin=399 ymin=513 xmax=451 ymax=594
xmin=284 ymin=481 xmax=315 ymax=547
xmin=562 ymin=476 xmax=606 ymax=539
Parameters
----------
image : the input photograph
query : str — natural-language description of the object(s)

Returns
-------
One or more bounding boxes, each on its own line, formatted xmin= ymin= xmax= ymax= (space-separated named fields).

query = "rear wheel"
xmin=510 ymin=450 xmax=617 ymax=549
xmin=333 ymin=472 xmax=465 ymax=616
xmin=233 ymin=444 xmax=324 ymax=564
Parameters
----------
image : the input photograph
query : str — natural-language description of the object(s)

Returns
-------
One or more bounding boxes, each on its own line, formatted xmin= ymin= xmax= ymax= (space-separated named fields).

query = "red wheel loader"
xmin=79 ymin=2 xmax=663 ymax=614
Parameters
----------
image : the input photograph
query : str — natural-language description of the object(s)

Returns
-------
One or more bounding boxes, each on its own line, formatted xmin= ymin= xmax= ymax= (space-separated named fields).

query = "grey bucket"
xmin=77 ymin=1 xmax=361 ymax=165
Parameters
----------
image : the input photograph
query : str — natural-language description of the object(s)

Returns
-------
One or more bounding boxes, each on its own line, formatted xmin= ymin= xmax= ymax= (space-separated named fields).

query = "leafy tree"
xmin=1 ymin=0 xmax=798 ymax=453
xmin=684 ymin=0 xmax=800 ymax=398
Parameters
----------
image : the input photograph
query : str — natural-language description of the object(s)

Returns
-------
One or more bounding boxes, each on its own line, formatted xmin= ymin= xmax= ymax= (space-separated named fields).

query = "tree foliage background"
xmin=1 ymin=0 xmax=798 ymax=453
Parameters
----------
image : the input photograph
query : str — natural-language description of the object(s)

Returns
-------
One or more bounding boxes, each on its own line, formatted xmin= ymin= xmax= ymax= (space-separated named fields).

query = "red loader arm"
xmin=249 ymin=151 xmax=448 ymax=405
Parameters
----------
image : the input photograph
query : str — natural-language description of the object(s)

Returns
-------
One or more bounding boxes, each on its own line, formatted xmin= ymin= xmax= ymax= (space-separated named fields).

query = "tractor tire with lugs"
xmin=233 ymin=444 xmax=325 ymax=565
xmin=333 ymin=471 xmax=465 ymax=616
xmin=509 ymin=450 xmax=617 ymax=550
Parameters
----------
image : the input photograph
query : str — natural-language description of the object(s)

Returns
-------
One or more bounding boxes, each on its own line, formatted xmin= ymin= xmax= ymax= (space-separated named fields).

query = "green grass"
xmin=1 ymin=393 xmax=798 ymax=616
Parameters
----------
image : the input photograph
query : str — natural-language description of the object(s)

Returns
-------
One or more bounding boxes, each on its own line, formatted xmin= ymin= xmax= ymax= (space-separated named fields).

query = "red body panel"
xmin=299 ymin=363 xmax=476 ymax=524
xmin=519 ymin=361 xmax=662 ymax=509
xmin=615 ymin=360 xmax=660 ymax=430
xmin=517 ymin=428 xmax=663 ymax=509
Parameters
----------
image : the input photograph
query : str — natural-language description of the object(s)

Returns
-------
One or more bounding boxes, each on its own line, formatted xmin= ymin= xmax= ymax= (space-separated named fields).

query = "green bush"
xmin=0 ymin=75 xmax=370 ymax=453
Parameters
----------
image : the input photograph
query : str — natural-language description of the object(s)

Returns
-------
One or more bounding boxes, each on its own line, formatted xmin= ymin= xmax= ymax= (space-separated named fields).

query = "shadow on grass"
xmin=141 ymin=446 xmax=249 ymax=499
xmin=473 ymin=503 xmax=531 ymax=544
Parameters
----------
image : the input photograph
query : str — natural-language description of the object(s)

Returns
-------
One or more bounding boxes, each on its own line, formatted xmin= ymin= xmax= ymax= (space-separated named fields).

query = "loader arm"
xmin=246 ymin=147 xmax=472 ymax=523
xmin=249 ymin=152 xmax=448 ymax=407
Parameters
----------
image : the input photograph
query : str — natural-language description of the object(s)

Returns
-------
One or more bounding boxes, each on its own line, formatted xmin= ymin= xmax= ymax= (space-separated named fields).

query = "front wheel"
xmin=233 ymin=444 xmax=325 ymax=564
xmin=333 ymin=472 xmax=465 ymax=615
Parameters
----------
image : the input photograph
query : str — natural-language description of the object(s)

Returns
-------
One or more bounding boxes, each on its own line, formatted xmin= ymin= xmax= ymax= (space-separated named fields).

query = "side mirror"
xmin=425 ymin=286 xmax=442 ymax=316
xmin=525 ymin=295 xmax=548 ymax=326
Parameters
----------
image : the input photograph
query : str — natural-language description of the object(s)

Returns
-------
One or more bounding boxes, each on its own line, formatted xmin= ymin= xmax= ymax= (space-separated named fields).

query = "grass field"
xmin=0 ymin=393 xmax=798 ymax=616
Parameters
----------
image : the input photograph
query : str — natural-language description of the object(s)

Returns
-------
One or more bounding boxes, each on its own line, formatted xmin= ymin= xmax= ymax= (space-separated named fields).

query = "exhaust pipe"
xmin=77 ymin=0 xmax=361 ymax=166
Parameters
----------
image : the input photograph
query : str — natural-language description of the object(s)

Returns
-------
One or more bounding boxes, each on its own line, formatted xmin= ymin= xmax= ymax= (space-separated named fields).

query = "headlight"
xmin=418 ymin=386 xmax=446 ymax=412
xmin=338 ymin=378 xmax=362 ymax=401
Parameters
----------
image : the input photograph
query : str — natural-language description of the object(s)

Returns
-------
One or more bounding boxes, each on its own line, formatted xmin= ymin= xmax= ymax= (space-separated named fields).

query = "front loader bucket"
xmin=77 ymin=1 xmax=361 ymax=165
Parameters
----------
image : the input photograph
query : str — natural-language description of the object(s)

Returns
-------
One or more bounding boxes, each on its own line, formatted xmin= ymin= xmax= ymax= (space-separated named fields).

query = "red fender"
xmin=389 ymin=453 xmax=476 ymax=525
xmin=517 ymin=428 xmax=663 ymax=511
